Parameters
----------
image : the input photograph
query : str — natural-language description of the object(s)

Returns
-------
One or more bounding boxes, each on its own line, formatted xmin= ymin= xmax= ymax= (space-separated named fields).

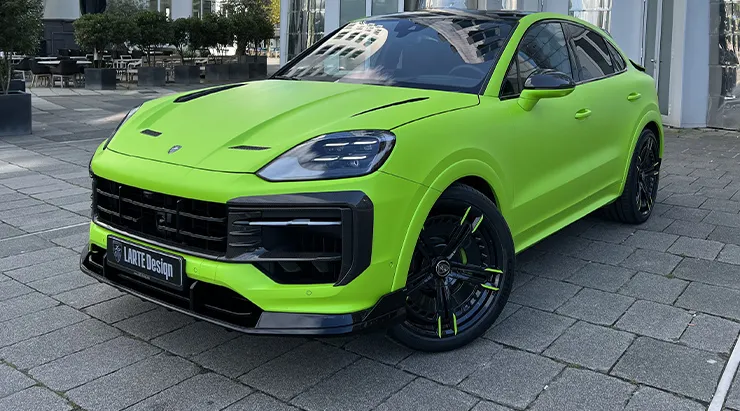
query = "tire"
xmin=388 ymin=184 xmax=516 ymax=352
xmin=606 ymin=128 xmax=661 ymax=224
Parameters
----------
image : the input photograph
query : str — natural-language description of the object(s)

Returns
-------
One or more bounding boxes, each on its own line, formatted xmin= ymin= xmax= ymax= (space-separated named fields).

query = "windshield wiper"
xmin=272 ymin=75 xmax=302 ymax=81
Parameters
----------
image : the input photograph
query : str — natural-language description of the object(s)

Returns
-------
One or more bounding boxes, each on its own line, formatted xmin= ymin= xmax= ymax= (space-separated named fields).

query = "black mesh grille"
xmin=93 ymin=176 xmax=228 ymax=256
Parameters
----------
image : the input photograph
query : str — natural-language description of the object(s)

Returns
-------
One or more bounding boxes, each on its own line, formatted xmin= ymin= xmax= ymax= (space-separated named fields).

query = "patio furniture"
xmin=12 ymin=57 xmax=31 ymax=81
xmin=51 ymin=60 xmax=80 ymax=88
xmin=29 ymin=59 xmax=52 ymax=87
xmin=125 ymin=59 xmax=143 ymax=82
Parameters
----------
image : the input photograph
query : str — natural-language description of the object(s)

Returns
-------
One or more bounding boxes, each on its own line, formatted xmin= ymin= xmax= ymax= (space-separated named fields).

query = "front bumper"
xmin=80 ymin=246 xmax=406 ymax=335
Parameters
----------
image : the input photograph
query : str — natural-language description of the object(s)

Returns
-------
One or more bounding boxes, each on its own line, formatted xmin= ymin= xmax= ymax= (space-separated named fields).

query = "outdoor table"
xmin=38 ymin=60 xmax=92 ymax=65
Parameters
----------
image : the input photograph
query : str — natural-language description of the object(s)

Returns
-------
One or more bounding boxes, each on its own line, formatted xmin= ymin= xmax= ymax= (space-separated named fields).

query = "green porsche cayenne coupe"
xmin=81 ymin=9 xmax=663 ymax=351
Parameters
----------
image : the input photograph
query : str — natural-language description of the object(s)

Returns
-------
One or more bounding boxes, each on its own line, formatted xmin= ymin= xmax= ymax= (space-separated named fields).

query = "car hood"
xmin=106 ymin=80 xmax=479 ymax=173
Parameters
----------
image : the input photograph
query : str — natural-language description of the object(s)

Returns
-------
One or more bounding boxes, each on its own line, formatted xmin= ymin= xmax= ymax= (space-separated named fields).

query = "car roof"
xmin=365 ymin=8 xmax=535 ymax=22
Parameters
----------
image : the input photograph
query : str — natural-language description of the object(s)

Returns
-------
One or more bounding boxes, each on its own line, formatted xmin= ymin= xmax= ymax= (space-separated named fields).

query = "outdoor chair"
xmin=29 ymin=59 xmax=52 ymax=87
xmin=125 ymin=59 xmax=143 ymax=82
xmin=12 ymin=57 xmax=31 ymax=81
xmin=51 ymin=60 xmax=79 ymax=88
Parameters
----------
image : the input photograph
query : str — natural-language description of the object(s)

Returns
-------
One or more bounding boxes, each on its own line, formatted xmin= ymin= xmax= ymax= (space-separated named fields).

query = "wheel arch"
xmin=617 ymin=110 xmax=664 ymax=194
xmin=390 ymin=159 xmax=508 ymax=290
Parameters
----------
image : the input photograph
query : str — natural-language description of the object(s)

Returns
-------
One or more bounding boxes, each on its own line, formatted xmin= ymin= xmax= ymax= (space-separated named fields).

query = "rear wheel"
xmin=388 ymin=184 xmax=515 ymax=352
xmin=606 ymin=128 xmax=661 ymax=224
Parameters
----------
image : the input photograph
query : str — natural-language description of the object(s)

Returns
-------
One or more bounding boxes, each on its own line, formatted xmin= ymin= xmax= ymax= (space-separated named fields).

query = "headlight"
xmin=257 ymin=130 xmax=396 ymax=181
xmin=103 ymin=105 xmax=141 ymax=150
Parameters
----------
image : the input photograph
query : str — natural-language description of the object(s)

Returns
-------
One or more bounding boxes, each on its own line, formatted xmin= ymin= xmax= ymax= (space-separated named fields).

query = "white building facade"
xmin=279 ymin=0 xmax=740 ymax=130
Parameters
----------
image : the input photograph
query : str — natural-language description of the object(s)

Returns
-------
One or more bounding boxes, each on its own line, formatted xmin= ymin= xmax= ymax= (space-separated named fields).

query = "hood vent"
xmin=173 ymin=83 xmax=247 ymax=103
xmin=351 ymin=97 xmax=429 ymax=117
xmin=229 ymin=145 xmax=270 ymax=151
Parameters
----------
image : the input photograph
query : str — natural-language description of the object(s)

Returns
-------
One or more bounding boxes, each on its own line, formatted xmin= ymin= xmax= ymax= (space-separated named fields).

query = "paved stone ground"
xmin=1 ymin=90 xmax=740 ymax=411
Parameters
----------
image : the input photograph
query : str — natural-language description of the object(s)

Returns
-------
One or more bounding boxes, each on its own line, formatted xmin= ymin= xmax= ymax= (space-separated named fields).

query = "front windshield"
xmin=277 ymin=12 xmax=517 ymax=94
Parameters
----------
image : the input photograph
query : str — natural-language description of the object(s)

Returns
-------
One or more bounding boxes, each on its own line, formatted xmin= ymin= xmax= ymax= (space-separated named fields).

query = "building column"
xmin=665 ymin=0 xmax=710 ymax=128
xmin=609 ymin=0 xmax=643 ymax=62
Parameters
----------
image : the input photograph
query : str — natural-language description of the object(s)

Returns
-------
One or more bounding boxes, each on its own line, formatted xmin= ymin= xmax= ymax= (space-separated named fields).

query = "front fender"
xmin=389 ymin=158 xmax=508 ymax=290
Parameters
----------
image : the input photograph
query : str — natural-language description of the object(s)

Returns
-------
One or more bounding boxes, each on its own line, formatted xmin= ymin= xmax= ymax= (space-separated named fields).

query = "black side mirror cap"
xmin=524 ymin=69 xmax=576 ymax=90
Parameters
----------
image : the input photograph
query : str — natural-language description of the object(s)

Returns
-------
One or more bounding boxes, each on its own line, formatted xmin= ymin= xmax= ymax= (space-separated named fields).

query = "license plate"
xmin=106 ymin=236 xmax=184 ymax=290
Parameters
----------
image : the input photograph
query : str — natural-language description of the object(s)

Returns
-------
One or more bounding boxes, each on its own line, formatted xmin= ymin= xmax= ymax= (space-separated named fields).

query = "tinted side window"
xmin=565 ymin=23 xmax=616 ymax=81
xmin=500 ymin=22 xmax=573 ymax=98
xmin=606 ymin=41 xmax=626 ymax=72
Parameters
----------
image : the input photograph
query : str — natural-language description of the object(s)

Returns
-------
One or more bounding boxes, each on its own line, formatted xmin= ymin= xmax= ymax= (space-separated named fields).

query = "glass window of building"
xmin=372 ymin=0 xmax=397 ymax=16
xmin=287 ymin=0 xmax=326 ymax=61
xmin=415 ymin=0 xmax=539 ymax=11
xmin=340 ymin=0 xmax=366 ymax=25
xmin=569 ymin=0 xmax=612 ymax=32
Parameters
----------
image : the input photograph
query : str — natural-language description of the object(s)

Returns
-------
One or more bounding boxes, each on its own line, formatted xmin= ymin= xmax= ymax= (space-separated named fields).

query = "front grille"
xmin=93 ymin=176 xmax=228 ymax=256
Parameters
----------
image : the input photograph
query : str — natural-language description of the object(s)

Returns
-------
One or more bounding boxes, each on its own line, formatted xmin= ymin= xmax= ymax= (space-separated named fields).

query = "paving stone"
xmin=224 ymin=393 xmax=300 ymax=411
xmin=663 ymin=194 xmax=707 ymax=208
xmin=486 ymin=307 xmax=574 ymax=353
xmin=471 ymin=401 xmax=514 ymax=411
xmin=459 ymin=348 xmax=564 ymax=410
xmin=193 ymin=335 xmax=306 ymax=378
xmin=344 ymin=332 xmax=413 ymax=365
xmin=662 ymin=206 xmax=710 ymax=222
xmin=680 ymin=314 xmax=740 ymax=354
xmin=726 ymin=373 xmax=740 ymax=410
xmin=291 ymin=358 xmax=414 ymax=411
xmin=115 ymin=307 xmax=195 ymax=340
xmin=68 ymin=354 xmax=200 ymax=411
xmin=3 ymin=255 xmax=80 ymax=282
xmin=0 ymin=363 xmax=35 ymax=398
xmin=509 ymin=277 xmax=581 ymax=311
xmin=620 ymin=249 xmax=682 ymax=275
xmin=0 ymin=318 xmax=120 ymax=369
xmin=543 ymin=321 xmax=634 ymax=371
xmin=625 ymin=386 xmax=705 ymax=411
xmin=0 ymin=247 xmax=77 ymax=275
xmin=622 ymin=230 xmax=679 ymax=252
xmin=0 ymin=387 xmax=71 ymax=411
xmin=0 ymin=292 xmax=58 ymax=323
xmin=83 ymin=294 xmax=156 ymax=323
xmin=580 ymin=223 xmax=635 ymax=244
xmin=151 ymin=321 xmax=240 ymax=357
xmin=512 ymin=271 xmax=533 ymax=289
xmin=26 ymin=271 xmax=97 ymax=295
xmin=668 ymin=236 xmax=724 ymax=260
xmin=53 ymin=282 xmax=122 ymax=309
xmin=673 ymin=257 xmax=740 ymax=289
xmin=375 ymin=378 xmax=477 ymax=411
xmin=704 ymin=210 xmax=740 ymax=228
xmin=0 ymin=304 xmax=88 ymax=349
xmin=494 ymin=302 xmax=521 ymax=327
xmin=611 ymin=337 xmax=724 ymax=402
xmin=529 ymin=368 xmax=635 ymax=411
xmin=639 ymin=215 xmax=675 ymax=232
xmin=29 ymin=336 xmax=161 ymax=391
xmin=663 ymin=219 xmax=717 ymax=239
xmin=0 ymin=222 xmax=24 ymax=240
xmin=556 ymin=288 xmax=635 ymax=326
xmin=719 ymin=244 xmax=740 ymax=265
xmin=0 ymin=235 xmax=57 ymax=259
xmin=573 ymin=241 xmax=634 ymax=265
xmin=615 ymin=300 xmax=692 ymax=341
xmin=398 ymin=337 xmax=502 ymax=385
xmin=0 ymin=202 xmax=54 ymax=217
xmin=676 ymin=283 xmax=740 ymax=321
xmin=566 ymin=262 xmax=635 ymax=292
xmin=240 ymin=341 xmax=358 ymax=400
xmin=0 ymin=279 xmax=34 ymax=302
xmin=619 ymin=272 xmax=688 ymax=304
xmin=128 ymin=373 xmax=251 ymax=411
xmin=519 ymin=252 xmax=587 ymax=280
xmin=700 ymin=198 xmax=740 ymax=213
xmin=696 ymin=187 xmax=739 ymax=200
xmin=708 ymin=226 xmax=740 ymax=246
xmin=532 ymin=234 xmax=593 ymax=257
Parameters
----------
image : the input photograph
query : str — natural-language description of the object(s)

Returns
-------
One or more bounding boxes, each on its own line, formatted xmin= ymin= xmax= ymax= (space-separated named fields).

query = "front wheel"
xmin=388 ymin=184 xmax=515 ymax=352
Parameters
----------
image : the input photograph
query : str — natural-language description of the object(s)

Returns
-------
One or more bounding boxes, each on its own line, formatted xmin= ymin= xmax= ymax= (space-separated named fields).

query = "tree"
xmin=74 ymin=13 xmax=134 ymax=67
xmin=201 ymin=12 xmax=233 ymax=63
xmin=269 ymin=0 xmax=280 ymax=26
xmin=0 ymin=0 xmax=43 ymax=94
xmin=105 ymin=0 xmax=146 ymax=16
xmin=132 ymin=10 xmax=172 ymax=66
xmin=171 ymin=18 xmax=193 ymax=65
xmin=223 ymin=0 xmax=273 ymax=55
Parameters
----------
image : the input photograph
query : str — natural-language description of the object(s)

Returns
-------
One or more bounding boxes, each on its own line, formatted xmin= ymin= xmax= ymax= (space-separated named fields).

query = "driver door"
xmin=490 ymin=21 xmax=595 ymax=248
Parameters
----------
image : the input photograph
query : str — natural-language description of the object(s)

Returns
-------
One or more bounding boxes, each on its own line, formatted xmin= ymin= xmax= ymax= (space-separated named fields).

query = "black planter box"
xmin=205 ymin=64 xmax=229 ymax=83
xmin=174 ymin=65 xmax=201 ymax=85
xmin=0 ymin=92 xmax=32 ymax=136
xmin=227 ymin=63 xmax=250 ymax=81
xmin=9 ymin=79 xmax=26 ymax=92
xmin=255 ymin=55 xmax=267 ymax=65
xmin=138 ymin=66 xmax=166 ymax=87
xmin=85 ymin=68 xmax=117 ymax=90
xmin=236 ymin=55 xmax=255 ymax=64
xmin=248 ymin=62 xmax=268 ymax=80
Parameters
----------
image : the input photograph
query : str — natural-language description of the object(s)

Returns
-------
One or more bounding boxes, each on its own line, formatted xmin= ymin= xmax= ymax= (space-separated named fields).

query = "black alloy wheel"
xmin=389 ymin=184 xmax=515 ymax=351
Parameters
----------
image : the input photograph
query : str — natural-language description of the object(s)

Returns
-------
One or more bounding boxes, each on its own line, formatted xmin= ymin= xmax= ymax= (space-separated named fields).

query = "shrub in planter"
xmin=74 ymin=13 xmax=133 ymax=89
xmin=227 ymin=63 xmax=250 ymax=81
xmin=84 ymin=67 xmax=117 ymax=90
xmin=205 ymin=64 xmax=229 ymax=82
xmin=131 ymin=10 xmax=171 ymax=86
xmin=174 ymin=65 xmax=200 ymax=84
xmin=0 ymin=0 xmax=43 ymax=136
xmin=138 ymin=66 xmax=166 ymax=87
xmin=171 ymin=17 xmax=201 ymax=84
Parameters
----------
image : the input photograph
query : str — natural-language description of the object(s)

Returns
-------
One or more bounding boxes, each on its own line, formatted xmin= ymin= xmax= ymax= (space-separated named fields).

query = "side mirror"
xmin=518 ymin=69 xmax=576 ymax=111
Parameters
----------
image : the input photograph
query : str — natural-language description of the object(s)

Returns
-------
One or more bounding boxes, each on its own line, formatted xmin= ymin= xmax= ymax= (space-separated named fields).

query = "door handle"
xmin=575 ymin=109 xmax=592 ymax=120
xmin=627 ymin=92 xmax=642 ymax=102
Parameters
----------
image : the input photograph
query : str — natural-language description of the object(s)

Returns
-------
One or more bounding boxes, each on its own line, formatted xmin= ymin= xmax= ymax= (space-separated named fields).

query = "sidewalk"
xmin=1 ymin=91 xmax=739 ymax=410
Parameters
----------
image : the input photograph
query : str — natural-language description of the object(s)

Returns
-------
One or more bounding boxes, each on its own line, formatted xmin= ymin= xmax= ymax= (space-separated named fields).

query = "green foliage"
xmin=200 ymin=12 xmax=233 ymax=63
xmin=105 ymin=0 xmax=146 ymax=16
xmin=132 ymin=10 xmax=173 ymax=66
xmin=0 ymin=0 xmax=43 ymax=94
xmin=223 ymin=0 xmax=274 ymax=55
xmin=171 ymin=18 xmax=192 ymax=64
xmin=74 ymin=13 xmax=134 ymax=67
